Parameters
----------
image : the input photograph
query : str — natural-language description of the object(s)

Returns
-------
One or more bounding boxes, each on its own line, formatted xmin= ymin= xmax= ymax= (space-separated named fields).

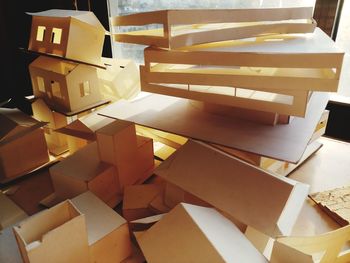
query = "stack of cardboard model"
xmin=106 ymin=6 xmax=346 ymax=262
xmin=104 ymin=7 xmax=344 ymax=166
xmin=27 ymin=10 xmax=140 ymax=155
xmin=41 ymin=119 xmax=155 ymax=208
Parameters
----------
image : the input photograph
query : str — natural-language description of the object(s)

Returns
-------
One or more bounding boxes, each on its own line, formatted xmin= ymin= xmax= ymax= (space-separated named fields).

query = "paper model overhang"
xmin=136 ymin=203 xmax=268 ymax=263
xmin=154 ymin=140 xmax=309 ymax=237
xmin=56 ymin=112 xmax=114 ymax=141
xmin=98 ymin=91 xmax=328 ymax=163
xmin=139 ymin=28 xmax=343 ymax=116
xmin=112 ymin=7 xmax=316 ymax=49
xmin=0 ymin=108 xmax=47 ymax=147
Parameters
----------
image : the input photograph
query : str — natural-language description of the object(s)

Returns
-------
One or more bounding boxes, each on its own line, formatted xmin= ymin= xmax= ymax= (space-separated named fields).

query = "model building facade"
xmin=28 ymin=9 xmax=106 ymax=65
xmin=30 ymin=56 xmax=101 ymax=113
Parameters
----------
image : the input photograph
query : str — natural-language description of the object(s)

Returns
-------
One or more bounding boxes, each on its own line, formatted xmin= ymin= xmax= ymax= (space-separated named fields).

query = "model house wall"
xmin=28 ymin=9 xmax=106 ymax=66
xmin=30 ymin=56 xmax=102 ymax=113
xmin=0 ymin=108 xmax=49 ymax=182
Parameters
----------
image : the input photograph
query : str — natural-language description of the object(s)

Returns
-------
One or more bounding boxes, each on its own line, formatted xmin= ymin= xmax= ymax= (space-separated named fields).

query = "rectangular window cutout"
xmin=80 ymin=81 xmax=91 ymax=97
xmin=51 ymin=81 xmax=62 ymax=99
xmin=51 ymin=28 xmax=62 ymax=44
xmin=36 ymin=26 xmax=46 ymax=41
xmin=37 ymin=77 xmax=45 ymax=92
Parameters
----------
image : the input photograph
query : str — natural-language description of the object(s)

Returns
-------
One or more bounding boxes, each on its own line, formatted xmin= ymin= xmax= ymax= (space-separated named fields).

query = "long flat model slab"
xmin=154 ymin=140 xmax=309 ymax=237
xmin=142 ymin=28 xmax=343 ymax=92
xmin=111 ymin=7 xmax=315 ymax=49
xmin=98 ymin=92 xmax=329 ymax=163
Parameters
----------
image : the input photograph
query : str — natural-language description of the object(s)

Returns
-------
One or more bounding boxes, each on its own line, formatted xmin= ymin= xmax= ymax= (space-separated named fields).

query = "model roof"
xmin=27 ymin=9 xmax=106 ymax=32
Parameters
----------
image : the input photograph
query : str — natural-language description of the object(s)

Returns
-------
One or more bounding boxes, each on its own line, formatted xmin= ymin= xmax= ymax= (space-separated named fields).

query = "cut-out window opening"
xmin=51 ymin=81 xmax=62 ymax=99
xmin=36 ymin=26 xmax=46 ymax=41
xmin=80 ymin=81 xmax=91 ymax=97
xmin=51 ymin=28 xmax=62 ymax=44
xmin=37 ymin=77 xmax=45 ymax=92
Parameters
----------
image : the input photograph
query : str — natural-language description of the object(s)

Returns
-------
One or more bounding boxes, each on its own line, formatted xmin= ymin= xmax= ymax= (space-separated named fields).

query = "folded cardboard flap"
xmin=155 ymin=140 xmax=309 ymax=237
xmin=137 ymin=203 xmax=268 ymax=263
xmin=13 ymin=200 xmax=90 ymax=263
xmin=71 ymin=191 xmax=132 ymax=263
xmin=123 ymin=184 xmax=162 ymax=221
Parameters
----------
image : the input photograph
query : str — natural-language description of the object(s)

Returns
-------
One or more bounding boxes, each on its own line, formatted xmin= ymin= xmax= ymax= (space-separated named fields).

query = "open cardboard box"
xmin=13 ymin=200 xmax=90 ymax=263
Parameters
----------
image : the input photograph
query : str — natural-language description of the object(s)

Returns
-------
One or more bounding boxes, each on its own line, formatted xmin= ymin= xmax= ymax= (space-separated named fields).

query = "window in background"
xmin=107 ymin=0 xmax=316 ymax=63
xmin=335 ymin=0 xmax=350 ymax=97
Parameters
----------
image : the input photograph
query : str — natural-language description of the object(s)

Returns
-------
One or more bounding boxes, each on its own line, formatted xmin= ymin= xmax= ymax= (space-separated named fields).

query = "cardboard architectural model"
xmin=112 ymin=7 xmax=315 ymax=49
xmin=310 ymin=185 xmax=350 ymax=226
xmin=97 ymin=57 xmax=140 ymax=102
xmin=122 ymin=184 xmax=163 ymax=221
xmin=31 ymin=98 xmax=69 ymax=155
xmin=48 ymin=142 xmax=119 ymax=207
xmin=71 ymin=191 xmax=131 ymax=263
xmin=0 ymin=108 xmax=49 ymax=182
xmin=96 ymin=119 xmax=155 ymax=192
xmin=99 ymin=91 xmax=328 ymax=163
xmin=28 ymin=9 xmax=106 ymax=66
xmin=45 ymin=119 xmax=155 ymax=208
xmin=113 ymin=8 xmax=343 ymax=118
xmin=56 ymin=111 xmax=114 ymax=153
xmin=270 ymin=225 xmax=350 ymax=262
xmin=154 ymin=140 xmax=309 ymax=237
xmin=136 ymin=203 xmax=268 ymax=262
xmin=13 ymin=200 xmax=90 ymax=263
xmin=139 ymin=28 xmax=343 ymax=117
xmin=13 ymin=191 xmax=131 ymax=263
xmin=30 ymin=56 xmax=102 ymax=114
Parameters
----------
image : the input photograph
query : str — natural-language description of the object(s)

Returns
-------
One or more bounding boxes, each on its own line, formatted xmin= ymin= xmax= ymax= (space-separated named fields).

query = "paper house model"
xmin=136 ymin=203 xmax=268 ymax=263
xmin=48 ymin=142 xmax=119 ymax=207
xmin=155 ymin=140 xmax=310 ymax=237
xmin=56 ymin=111 xmax=114 ymax=153
xmin=30 ymin=56 xmax=102 ymax=114
xmin=13 ymin=200 xmax=90 ymax=263
xmin=97 ymin=57 xmax=140 ymax=102
xmin=0 ymin=108 xmax=49 ymax=182
xmin=31 ymin=98 xmax=69 ymax=155
xmin=71 ymin=191 xmax=131 ymax=263
xmin=28 ymin=9 xmax=106 ymax=66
